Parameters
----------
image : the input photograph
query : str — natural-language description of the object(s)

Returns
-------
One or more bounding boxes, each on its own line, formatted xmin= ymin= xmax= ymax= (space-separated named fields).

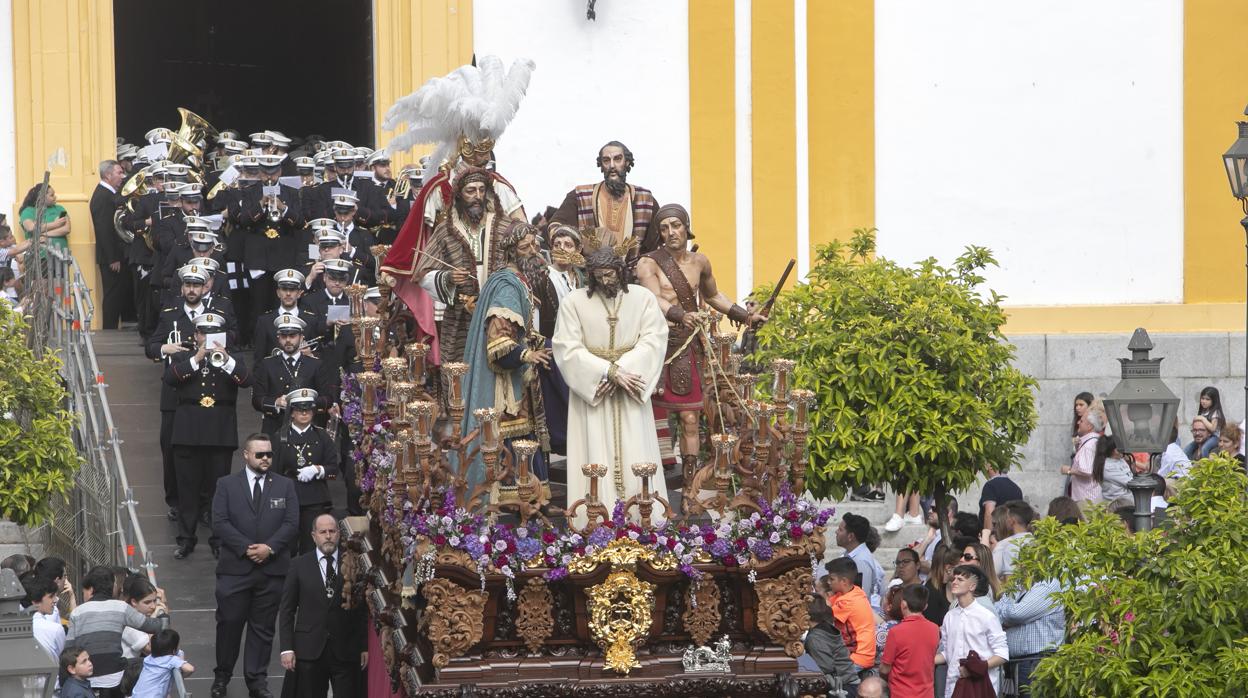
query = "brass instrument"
xmin=114 ymin=168 xmax=156 ymax=246
xmin=165 ymin=326 xmax=189 ymax=363
xmin=176 ymin=107 xmax=219 ymax=148
xmin=265 ymin=191 xmax=283 ymax=223
xmin=206 ymin=177 xmax=237 ymax=201
xmin=166 ymin=132 xmax=203 ymax=167
xmin=208 ymin=350 xmax=228 ymax=369
xmin=393 ymin=176 xmax=412 ymax=200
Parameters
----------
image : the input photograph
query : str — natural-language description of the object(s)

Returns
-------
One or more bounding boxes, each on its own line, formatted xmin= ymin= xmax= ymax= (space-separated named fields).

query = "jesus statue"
xmin=552 ymin=237 xmax=669 ymax=526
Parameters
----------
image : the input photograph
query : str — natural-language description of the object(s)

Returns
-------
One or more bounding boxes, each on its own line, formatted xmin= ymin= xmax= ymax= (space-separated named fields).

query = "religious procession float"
xmin=336 ymin=282 xmax=830 ymax=697
xmin=335 ymin=55 xmax=833 ymax=697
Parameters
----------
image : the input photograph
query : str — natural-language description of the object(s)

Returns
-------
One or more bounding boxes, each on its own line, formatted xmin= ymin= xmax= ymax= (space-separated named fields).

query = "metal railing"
xmin=24 ymin=241 xmax=189 ymax=697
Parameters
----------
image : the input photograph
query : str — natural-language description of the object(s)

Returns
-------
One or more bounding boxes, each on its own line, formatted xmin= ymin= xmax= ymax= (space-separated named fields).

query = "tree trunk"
xmin=935 ymin=481 xmax=953 ymax=559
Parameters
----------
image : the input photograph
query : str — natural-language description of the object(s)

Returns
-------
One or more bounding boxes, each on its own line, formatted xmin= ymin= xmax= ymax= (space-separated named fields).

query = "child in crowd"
xmin=880 ymin=584 xmax=940 ymax=698
xmin=130 ymin=629 xmax=194 ymax=698
xmin=824 ymin=557 xmax=878 ymax=680
xmin=1198 ymin=386 xmax=1225 ymax=434
xmin=59 ymin=646 xmax=95 ymax=698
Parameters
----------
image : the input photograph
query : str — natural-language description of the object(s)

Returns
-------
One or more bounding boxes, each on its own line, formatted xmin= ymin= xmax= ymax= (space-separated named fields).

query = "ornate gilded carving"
xmin=516 ymin=577 xmax=555 ymax=654
xmin=420 ymin=578 xmax=488 ymax=668
xmin=681 ymin=581 xmax=721 ymax=647
xmin=753 ymin=567 xmax=812 ymax=658
xmin=586 ymin=570 xmax=656 ymax=675
xmin=567 ymin=537 xmax=678 ymax=575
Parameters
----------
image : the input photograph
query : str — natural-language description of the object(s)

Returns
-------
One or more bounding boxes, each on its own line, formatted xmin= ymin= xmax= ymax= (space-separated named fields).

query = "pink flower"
xmin=1123 ymin=612 xmax=1135 ymax=623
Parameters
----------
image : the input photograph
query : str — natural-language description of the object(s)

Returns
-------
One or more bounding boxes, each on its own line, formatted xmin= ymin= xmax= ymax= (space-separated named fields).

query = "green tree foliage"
xmin=0 ymin=301 xmax=80 ymax=525
xmin=752 ymin=229 xmax=1036 ymax=531
xmin=1012 ymin=455 xmax=1248 ymax=696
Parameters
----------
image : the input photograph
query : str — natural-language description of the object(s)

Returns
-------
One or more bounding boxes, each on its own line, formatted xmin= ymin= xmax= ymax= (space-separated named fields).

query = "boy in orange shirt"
xmin=824 ymin=557 xmax=878 ymax=676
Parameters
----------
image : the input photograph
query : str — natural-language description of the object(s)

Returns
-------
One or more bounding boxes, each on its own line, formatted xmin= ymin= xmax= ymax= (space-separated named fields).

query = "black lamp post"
xmin=1221 ymin=112 xmax=1248 ymax=409
xmin=1100 ymin=329 xmax=1180 ymax=533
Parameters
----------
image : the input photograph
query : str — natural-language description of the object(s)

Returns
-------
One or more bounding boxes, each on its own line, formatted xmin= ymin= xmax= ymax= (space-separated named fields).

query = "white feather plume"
xmin=382 ymin=55 xmax=536 ymax=180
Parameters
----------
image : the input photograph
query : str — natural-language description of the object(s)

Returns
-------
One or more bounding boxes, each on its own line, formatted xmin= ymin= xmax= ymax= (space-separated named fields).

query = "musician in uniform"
xmin=302 ymin=226 xmax=373 ymax=293
xmin=304 ymin=148 xmax=376 ymax=224
xmin=299 ymin=258 xmax=354 ymax=350
xmin=329 ymin=191 xmax=378 ymax=254
xmin=271 ymin=389 xmax=340 ymax=554
xmin=165 ymin=312 xmax=254 ymax=559
xmin=252 ymin=314 xmax=336 ymax=436
xmin=364 ymin=151 xmax=399 ymax=244
xmin=228 ymin=152 xmax=304 ymax=342
xmin=253 ymin=269 xmax=323 ymax=365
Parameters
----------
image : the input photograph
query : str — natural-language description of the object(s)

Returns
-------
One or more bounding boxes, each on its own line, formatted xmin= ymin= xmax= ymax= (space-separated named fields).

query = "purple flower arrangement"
xmin=398 ymin=483 xmax=833 ymax=583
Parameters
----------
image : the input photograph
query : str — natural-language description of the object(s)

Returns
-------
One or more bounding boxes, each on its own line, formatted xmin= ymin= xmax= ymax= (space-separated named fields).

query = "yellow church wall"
xmin=10 ymin=0 xmax=1247 ymax=335
xmin=12 ymin=0 xmax=116 ymax=328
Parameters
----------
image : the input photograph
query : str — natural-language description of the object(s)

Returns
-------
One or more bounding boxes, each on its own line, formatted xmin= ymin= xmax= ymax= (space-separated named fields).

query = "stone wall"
xmin=1007 ymin=331 xmax=1246 ymax=507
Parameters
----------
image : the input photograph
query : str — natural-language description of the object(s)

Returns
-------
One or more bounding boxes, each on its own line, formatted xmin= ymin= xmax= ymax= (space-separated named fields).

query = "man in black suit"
xmin=165 ymin=311 xmax=252 ymax=559
xmin=278 ymin=513 xmax=366 ymax=698
xmin=212 ymin=432 xmax=300 ymax=698
xmin=90 ymin=159 xmax=129 ymax=328
xmin=252 ymin=315 xmax=335 ymax=435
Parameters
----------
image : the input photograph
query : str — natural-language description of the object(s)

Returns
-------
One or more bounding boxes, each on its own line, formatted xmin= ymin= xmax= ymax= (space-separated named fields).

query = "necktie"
xmin=286 ymin=357 xmax=297 ymax=372
xmin=252 ymin=476 xmax=262 ymax=509
xmin=324 ymin=555 xmax=336 ymax=593
xmin=188 ymin=308 xmax=197 ymax=320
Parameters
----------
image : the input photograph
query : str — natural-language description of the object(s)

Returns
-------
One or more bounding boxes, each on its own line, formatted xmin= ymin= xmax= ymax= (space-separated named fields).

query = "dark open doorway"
xmin=113 ymin=0 xmax=373 ymax=148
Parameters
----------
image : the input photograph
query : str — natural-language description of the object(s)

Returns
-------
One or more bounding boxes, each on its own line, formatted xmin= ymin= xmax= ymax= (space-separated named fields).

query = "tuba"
xmin=165 ymin=132 xmax=203 ymax=167
xmin=176 ymin=107 xmax=219 ymax=148
xmin=114 ymin=168 xmax=154 ymax=245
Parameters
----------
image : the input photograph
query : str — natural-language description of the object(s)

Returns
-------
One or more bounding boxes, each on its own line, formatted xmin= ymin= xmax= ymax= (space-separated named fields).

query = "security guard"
xmin=165 ymin=312 xmax=254 ymax=559
xmin=253 ymin=269 xmax=323 ymax=365
xmin=271 ymin=388 xmax=339 ymax=553
xmin=251 ymin=314 xmax=336 ymax=436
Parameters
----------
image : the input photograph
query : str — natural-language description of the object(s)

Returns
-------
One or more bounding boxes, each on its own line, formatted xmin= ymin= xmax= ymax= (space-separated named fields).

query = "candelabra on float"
xmin=567 ymin=463 xmax=611 ymax=532
xmin=789 ymin=389 xmax=815 ymax=494
xmin=624 ymin=462 xmax=672 ymax=529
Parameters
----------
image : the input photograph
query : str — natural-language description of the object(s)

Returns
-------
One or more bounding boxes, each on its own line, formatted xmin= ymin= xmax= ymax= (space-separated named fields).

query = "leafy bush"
xmin=1013 ymin=455 xmax=1248 ymax=696
xmin=0 ymin=301 xmax=80 ymax=525
xmin=753 ymin=229 xmax=1036 ymax=522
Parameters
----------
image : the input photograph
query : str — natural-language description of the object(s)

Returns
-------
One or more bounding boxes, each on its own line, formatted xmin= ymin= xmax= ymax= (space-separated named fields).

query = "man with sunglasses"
xmin=271 ymin=389 xmax=339 ymax=554
xmin=302 ymin=225 xmax=373 ymax=293
xmin=209 ymin=432 xmax=299 ymax=698
xmin=934 ymin=565 xmax=1009 ymax=698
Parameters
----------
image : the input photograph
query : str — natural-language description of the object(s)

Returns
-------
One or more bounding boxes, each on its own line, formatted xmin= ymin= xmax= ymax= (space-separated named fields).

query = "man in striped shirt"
xmin=66 ymin=566 xmax=167 ymax=696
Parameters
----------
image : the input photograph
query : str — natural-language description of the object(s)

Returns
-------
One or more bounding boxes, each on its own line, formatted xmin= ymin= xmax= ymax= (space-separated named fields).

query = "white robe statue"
xmin=553 ymin=284 xmax=670 ymax=526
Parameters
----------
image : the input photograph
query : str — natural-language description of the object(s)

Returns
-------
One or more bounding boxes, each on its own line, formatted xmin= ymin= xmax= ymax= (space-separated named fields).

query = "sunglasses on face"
xmin=961 ymin=553 xmax=978 ymax=562
xmin=894 ymin=558 xmax=915 ymax=566
xmin=292 ymin=406 xmax=314 ymax=412
xmin=253 ymin=452 xmax=273 ymax=459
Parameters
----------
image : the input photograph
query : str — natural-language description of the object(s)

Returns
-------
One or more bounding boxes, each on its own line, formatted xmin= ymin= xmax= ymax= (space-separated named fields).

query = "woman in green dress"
xmin=18 ymin=183 xmax=71 ymax=252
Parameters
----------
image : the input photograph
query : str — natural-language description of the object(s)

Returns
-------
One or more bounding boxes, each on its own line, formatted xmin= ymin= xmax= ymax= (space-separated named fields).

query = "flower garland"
xmin=400 ymin=483 xmax=833 ymax=589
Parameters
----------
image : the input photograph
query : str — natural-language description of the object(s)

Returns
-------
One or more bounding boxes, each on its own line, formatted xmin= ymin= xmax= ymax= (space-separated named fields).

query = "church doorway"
xmin=113 ymin=0 xmax=374 ymax=148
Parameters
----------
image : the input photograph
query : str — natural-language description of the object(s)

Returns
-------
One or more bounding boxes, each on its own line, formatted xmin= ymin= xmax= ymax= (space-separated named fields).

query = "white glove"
xmin=296 ymin=466 xmax=319 ymax=482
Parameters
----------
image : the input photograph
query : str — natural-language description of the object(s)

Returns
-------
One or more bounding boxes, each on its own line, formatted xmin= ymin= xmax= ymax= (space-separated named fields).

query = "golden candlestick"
xmin=726 ymin=353 xmax=742 ymax=378
xmin=357 ymin=371 xmax=383 ymax=429
xmin=405 ymin=342 xmax=429 ymax=384
xmin=567 ymin=463 xmax=610 ymax=532
xmin=411 ymin=401 xmax=437 ymax=440
xmin=388 ymin=382 xmax=417 ymax=424
xmin=771 ymin=358 xmax=795 ymax=405
xmin=736 ymin=373 xmax=757 ymax=403
xmin=790 ymin=389 xmax=815 ymax=430
xmin=346 ymin=283 xmax=367 ymax=320
xmin=356 ymin=317 xmax=381 ymax=363
xmin=442 ymin=362 xmax=468 ymax=409
xmin=473 ymin=407 xmax=500 ymax=449
xmin=381 ymin=357 xmax=407 ymax=394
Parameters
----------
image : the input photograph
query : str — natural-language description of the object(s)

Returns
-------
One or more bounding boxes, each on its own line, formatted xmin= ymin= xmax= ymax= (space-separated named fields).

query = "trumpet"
xmin=165 ymin=327 xmax=188 ymax=363
xmin=208 ymin=350 xmax=228 ymax=369
xmin=265 ymin=193 xmax=283 ymax=223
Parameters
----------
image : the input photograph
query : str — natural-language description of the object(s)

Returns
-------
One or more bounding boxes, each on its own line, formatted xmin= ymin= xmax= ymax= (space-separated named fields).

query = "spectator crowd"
xmin=801 ymin=385 xmax=1241 ymax=697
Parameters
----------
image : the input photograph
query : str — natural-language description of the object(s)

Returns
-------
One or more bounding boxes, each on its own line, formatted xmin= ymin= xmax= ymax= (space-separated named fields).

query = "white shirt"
xmin=940 ymin=598 xmax=1010 ymax=698
xmin=291 ymin=423 xmax=311 ymax=436
xmin=31 ymin=610 xmax=64 ymax=662
xmin=246 ymin=468 xmax=266 ymax=497
xmin=547 ymin=266 xmax=578 ymax=302
xmin=182 ymin=302 xmax=205 ymax=319
xmin=100 ymin=180 xmax=118 ymax=194
xmin=318 ymin=549 xmax=340 ymax=585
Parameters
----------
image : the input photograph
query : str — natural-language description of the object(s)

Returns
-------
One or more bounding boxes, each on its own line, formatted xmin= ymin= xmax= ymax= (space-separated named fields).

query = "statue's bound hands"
xmin=612 ymin=369 xmax=646 ymax=399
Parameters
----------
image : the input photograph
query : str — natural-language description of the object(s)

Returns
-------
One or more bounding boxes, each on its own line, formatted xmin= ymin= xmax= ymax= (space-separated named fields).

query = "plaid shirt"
xmin=994 ymin=579 xmax=1065 ymax=657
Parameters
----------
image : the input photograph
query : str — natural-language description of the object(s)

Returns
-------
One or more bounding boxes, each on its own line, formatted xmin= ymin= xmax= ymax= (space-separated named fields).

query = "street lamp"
xmin=0 ymin=568 xmax=56 ymax=697
xmin=1100 ymin=328 xmax=1180 ymax=533
xmin=1221 ymin=110 xmax=1248 ymax=408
